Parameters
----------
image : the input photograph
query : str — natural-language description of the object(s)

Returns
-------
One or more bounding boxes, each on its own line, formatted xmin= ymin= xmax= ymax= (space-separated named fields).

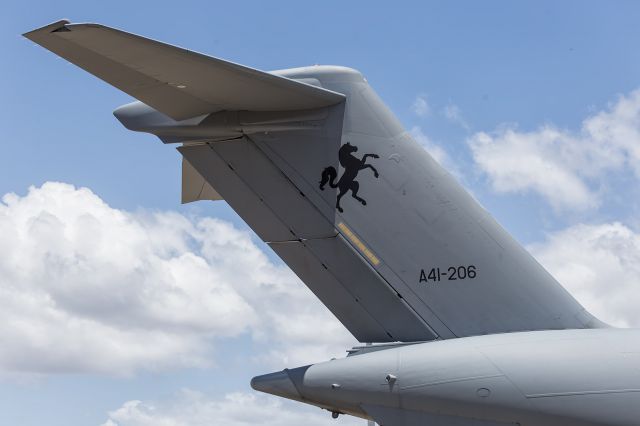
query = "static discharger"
xmin=337 ymin=222 xmax=380 ymax=266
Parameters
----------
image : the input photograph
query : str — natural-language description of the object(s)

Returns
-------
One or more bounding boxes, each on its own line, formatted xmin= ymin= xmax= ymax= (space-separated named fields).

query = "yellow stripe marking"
xmin=337 ymin=222 xmax=380 ymax=266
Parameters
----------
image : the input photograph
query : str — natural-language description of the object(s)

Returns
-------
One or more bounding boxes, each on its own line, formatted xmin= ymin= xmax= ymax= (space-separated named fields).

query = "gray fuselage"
xmin=253 ymin=329 xmax=640 ymax=425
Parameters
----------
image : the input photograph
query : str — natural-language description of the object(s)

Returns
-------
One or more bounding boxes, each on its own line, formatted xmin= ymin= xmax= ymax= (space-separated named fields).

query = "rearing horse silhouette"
xmin=319 ymin=142 xmax=380 ymax=213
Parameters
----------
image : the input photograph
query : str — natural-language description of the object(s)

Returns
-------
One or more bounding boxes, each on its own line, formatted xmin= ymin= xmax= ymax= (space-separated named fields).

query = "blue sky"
xmin=2 ymin=1 xmax=640 ymax=425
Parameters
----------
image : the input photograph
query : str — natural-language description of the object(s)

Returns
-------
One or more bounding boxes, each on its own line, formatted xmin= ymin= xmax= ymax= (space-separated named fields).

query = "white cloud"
xmin=530 ymin=222 xmax=640 ymax=327
xmin=468 ymin=89 xmax=640 ymax=211
xmin=0 ymin=182 xmax=354 ymax=377
xmin=443 ymin=102 xmax=469 ymax=130
xmin=102 ymin=390 xmax=363 ymax=426
xmin=468 ymin=128 xmax=597 ymax=211
xmin=411 ymin=95 xmax=430 ymax=117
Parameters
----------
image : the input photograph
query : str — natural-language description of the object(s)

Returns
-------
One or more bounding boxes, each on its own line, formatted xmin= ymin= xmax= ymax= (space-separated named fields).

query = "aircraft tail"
xmin=25 ymin=20 xmax=605 ymax=343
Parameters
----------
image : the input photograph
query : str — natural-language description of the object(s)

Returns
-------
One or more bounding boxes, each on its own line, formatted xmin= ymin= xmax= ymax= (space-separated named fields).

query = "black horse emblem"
xmin=319 ymin=142 xmax=380 ymax=213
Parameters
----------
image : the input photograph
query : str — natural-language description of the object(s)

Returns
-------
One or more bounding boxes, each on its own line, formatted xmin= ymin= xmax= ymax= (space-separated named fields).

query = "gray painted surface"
xmin=269 ymin=239 xmax=393 ymax=342
xmin=181 ymin=157 xmax=222 ymax=203
xmin=179 ymin=143 xmax=294 ymax=242
xmin=211 ymin=137 xmax=336 ymax=240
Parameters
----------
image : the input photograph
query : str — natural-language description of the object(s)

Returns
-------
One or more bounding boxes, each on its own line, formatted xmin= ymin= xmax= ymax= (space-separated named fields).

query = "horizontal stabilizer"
xmin=24 ymin=20 xmax=345 ymax=120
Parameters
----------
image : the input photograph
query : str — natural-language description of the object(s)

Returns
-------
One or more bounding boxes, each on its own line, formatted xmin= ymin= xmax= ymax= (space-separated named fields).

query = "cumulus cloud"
xmin=468 ymin=128 xmax=597 ymax=211
xmin=468 ymin=89 xmax=640 ymax=211
xmin=0 ymin=182 xmax=354 ymax=376
xmin=411 ymin=95 xmax=430 ymax=117
xmin=530 ymin=222 xmax=640 ymax=327
xmin=102 ymin=390 xmax=363 ymax=426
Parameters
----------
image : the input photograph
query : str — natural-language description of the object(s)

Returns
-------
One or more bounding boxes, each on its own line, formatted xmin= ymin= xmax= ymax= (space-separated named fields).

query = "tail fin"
xmin=182 ymin=68 xmax=605 ymax=341
xmin=179 ymin=67 xmax=604 ymax=341
xmin=26 ymin=20 xmax=604 ymax=342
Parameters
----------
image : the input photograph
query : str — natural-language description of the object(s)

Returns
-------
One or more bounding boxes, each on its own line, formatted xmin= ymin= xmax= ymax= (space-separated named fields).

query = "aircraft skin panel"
xmin=361 ymin=404 xmax=520 ymax=426
xmin=178 ymin=143 xmax=295 ymax=242
xmin=209 ymin=137 xmax=337 ymax=240
xmin=268 ymin=240 xmax=392 ymax=343
xmin=23 ymin=20 xmax=344 ymax=121
xmin=303 ymin=234 xmax=438 ymax=341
